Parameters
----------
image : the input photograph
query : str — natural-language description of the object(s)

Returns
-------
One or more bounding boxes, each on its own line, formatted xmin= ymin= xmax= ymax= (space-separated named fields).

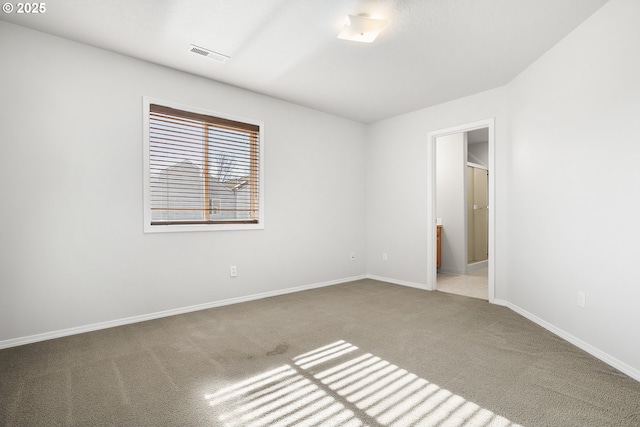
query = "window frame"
xmin=142 ymin=96 xmax=264 ymax=233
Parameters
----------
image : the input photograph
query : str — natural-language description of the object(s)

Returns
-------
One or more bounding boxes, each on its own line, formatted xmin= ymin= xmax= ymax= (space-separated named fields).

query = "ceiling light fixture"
xmin=337 ymin=14 xmax=387 ymax=43
xmin=188 ymin=44 xmax=230 ymax=63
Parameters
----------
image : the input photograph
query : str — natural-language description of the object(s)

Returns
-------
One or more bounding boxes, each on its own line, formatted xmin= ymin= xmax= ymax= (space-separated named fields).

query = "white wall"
xmin=0 ymin=22 xmax=367 ymax=343
xmin=436 ymin=133 xmax=466 ymax=275
xmin=365 ymin=87 xmax=509 ymax=295
xmin=365 ymin=0 xmax=640 ymax=379
xmin=3 ymin=0 xmax=639 ymax=381
xmin=506 ymin=0 xmax=640 ymax=375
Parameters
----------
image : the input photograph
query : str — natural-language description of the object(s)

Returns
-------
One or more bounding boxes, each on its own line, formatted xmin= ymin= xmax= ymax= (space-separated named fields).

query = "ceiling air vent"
xmin=188 ymin=44 xmax=230 ymax=63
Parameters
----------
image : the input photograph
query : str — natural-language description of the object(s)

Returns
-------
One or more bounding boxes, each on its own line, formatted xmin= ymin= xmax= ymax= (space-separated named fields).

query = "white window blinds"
xmin=147 ymin=103 xmax=261 ymax=226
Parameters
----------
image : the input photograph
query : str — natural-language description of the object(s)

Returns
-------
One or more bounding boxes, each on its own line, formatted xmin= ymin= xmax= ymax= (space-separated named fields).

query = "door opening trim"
xmin=426 ymin=118 xmax=496 ymax=303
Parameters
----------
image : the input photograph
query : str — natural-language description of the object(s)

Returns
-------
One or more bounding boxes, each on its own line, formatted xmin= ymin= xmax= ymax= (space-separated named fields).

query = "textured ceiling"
xmin=1 ymin=0 xmax=609 ymax=123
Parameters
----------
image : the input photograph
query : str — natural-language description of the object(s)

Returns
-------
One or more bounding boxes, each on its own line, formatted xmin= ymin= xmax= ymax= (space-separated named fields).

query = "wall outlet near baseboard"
xmin=230 ymin=265 xmax=237 ymax=277
xmin=382 ymin=252 xmax=388 ymax=262
xmin=577 ymin=291 xmax=586 ymax=308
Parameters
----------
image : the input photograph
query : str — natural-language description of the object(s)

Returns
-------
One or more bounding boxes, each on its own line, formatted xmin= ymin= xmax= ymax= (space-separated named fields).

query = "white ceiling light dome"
xmin=338 ymin=14 xmax=387 ymax=43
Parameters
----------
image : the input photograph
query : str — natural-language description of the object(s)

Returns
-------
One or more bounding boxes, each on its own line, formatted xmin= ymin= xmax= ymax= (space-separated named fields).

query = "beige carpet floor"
xmin=1 ymin=279 xmax=639 ymax=426
xmin=437 ymin=268 xmax=489 ymax=300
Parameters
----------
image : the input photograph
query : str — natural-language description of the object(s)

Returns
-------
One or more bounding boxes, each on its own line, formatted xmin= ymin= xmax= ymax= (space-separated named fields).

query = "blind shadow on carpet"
xmin=206 ymin=339 xmax=521 ymax=427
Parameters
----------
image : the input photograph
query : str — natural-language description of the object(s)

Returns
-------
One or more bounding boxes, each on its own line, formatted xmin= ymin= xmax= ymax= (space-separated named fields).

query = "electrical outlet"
xmin=577 ymin=291 xmax=586 ymax=308
xmin=350 ymin=252 xmax=356 ymax=261
xmin=382 ymin=252 xmax=388 ymax=262
xmin=230 ymin=265 xmax=237 ymax=277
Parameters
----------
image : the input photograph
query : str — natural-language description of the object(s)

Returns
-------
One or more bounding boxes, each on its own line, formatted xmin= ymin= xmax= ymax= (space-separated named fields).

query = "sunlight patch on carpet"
xmin=205 ymin=340 xmax=523 ymax=427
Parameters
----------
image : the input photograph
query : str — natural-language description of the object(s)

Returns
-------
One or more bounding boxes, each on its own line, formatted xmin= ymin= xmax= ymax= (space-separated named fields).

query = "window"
xmin=210 ymin=198 xmax=222 ymax=216
xmin=143 ymin=97 xmax=264 ymax=232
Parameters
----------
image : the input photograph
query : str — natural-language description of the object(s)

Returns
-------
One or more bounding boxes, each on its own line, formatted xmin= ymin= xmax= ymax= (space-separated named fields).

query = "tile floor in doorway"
xmin=437 ymin=267 xmax=488 ymax=300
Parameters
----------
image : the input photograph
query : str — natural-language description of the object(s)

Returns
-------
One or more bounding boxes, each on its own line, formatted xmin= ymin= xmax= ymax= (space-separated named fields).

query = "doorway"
xmin=426 ymin=119 xmax=495 ymax=302
xmin=467 ymin=163 xmax=488 ymax=266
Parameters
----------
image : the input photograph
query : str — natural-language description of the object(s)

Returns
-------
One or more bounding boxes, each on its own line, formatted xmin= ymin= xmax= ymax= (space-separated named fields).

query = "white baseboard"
xmin=4 ymin=275 xmax=638 ymax=384
xmin=438 ymin=267 xmax=466 ymax=276
xmin=0 ymin=275 xmax=367 ymax=350
xmin=466 ymin=260 xmax=488 ymax=273
xmin=366 ymin=274 xmax=429 ymax=291
xmin=362 ymin=280 xmax=640 ymax=382
xmin=506 ymin=302 xmax=640 ymax=383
